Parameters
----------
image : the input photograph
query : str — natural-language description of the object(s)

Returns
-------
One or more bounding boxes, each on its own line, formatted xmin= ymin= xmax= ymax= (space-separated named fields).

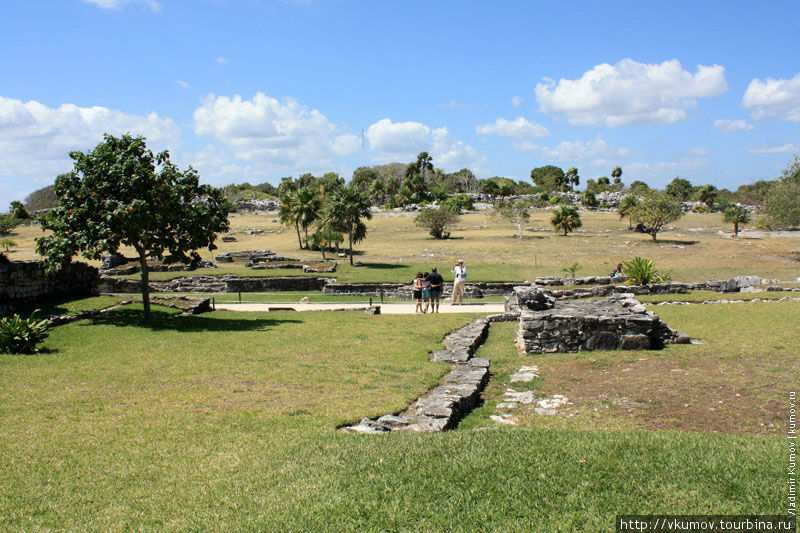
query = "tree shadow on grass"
xmin=649 ymin=239 xmax=699 ymax=246
xmin=357 ymin=262 xmax=407 ymax=270
xmin=83 ymin=307 xmax=303 ymax=332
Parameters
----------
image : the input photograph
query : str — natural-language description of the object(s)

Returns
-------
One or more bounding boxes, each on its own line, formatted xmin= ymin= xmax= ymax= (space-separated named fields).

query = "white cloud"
xmin=0 ymin=95 xmax=180 ymax=205
xmin=0 ymin=95 xmax=180 ymax=179
xmin=688 ymin=147 xmax=710 ymax=155
xmin=439 ymin=99 xmax=472 ymax=110
xmin=742 ymin=73 xmax=800 ymax=122
xmin=534 ymin=58 xmax=728 ymax=126
xmin=83 ymin=0 xmax=161 ymax=11
xmin=193 ymin=92 xmax=360 ymax=175
xmin=511 ymin=96 xmax=523 ymax=107
xmin=514 ymin=135 xmax=629 ymax=162
xmin=713 ymin=119 xmax=754 ymax=132
xmin=176 ymin=80 xmax=189 ymax=89
xmin=625 ymin=157 xmax=708 ymax=186
xmin=216 ymin=56 xmax=229 ymax=65
xmin=475 ymin=117 xmax=549 ymax=139
xmin=366 ymin=118 xmax=487 ymax=172
xmin=748 ymin=143 xmax=800 ymax=154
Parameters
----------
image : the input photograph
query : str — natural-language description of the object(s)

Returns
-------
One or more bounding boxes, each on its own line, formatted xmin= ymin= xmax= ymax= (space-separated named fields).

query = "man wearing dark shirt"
xmin=427 ymin=267 xmax=444 ymax=313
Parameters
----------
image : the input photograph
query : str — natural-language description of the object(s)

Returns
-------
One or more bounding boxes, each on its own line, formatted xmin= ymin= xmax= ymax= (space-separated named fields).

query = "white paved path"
xmin=215 ymin=302 xmax=506 ymax=315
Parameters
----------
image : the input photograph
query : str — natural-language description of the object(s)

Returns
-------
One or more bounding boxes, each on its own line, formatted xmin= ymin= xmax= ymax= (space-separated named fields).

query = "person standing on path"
xmin=451 ymin=259 xmax=467 ymax=305
xmin=427 ymin=267 xmax=444 ymax=313
xmin=412 ymin=272 xmax=425 ymax=313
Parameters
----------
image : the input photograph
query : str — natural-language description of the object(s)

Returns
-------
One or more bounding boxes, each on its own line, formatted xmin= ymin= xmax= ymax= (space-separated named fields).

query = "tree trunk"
xmin=517 ymin=223 xmax=523 ymax=239
xmin=733 ymin=222 xmax=739 ymax=237
xmin=563 ymin=226 xmax=568 ymax=236
xmin=295 ymin=222 xmax=303 ymax=249
xmin=628 ymin=218 xmax=633 ymax=230
xmin=137 ymin=249 xmax=151 ymax=322
xmin=651 ymin=231 xmax=658 ymax=241
xmin=348 ymin=231 xmax=354 ymax=266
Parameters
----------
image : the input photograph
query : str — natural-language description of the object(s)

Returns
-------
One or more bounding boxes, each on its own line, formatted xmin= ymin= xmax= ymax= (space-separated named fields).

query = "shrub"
xmin=550 ymin=206 xmax=582 ymax=236
xmin=691 ymin=204 xmax=710 ymax=213
xmin=562 ymin=262 xmax=581 ymax=278
xmin=0 ymin=311 xmax=50 ymax=354
xmin=0 ymin=215 xmax=20 ymax=235
xmin=9 ymin=201 xmax=29 ymax=220
xmin=440 ymin=194 xmax=474 ymax=213
xmin=0 ymin=238 xmax=16 ymax=252
xmin=622 ymin=257 xmax=671 ymax=286
xmin=581 ymin=191 xmax=598 ymax=208
xmin=415 ymin=207 xmax=460 ymax=239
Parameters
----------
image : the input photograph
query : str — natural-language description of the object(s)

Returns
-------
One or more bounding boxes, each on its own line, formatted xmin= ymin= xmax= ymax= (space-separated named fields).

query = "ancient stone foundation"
xmin=509 ymin=287 xmax=689 ymax=355
xmin=341 ymin=318 xmax=493 ymax=433
xmin=1 ymin=261 xmax=99 ymax=315
xmin=98 ymin=275 xmax=331 ymax=294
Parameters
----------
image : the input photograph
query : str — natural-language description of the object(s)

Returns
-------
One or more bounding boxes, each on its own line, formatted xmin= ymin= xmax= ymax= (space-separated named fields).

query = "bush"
xmin=622 ymin=257 xmax=670 ymax=286
xmin=415 ymin=207 xmax=460 ymax=239
xmin=9 ymin=201 xmax=29 ymax=220
xmin=691 ymin=204 xmax=710 ymax=213
xmin=0 ymin=311 xmax=50 ymax=354
xmin=0 ymin=215 xmax=20 ymax=236
xmin=440 ymin=194 xmax=474 ymax=213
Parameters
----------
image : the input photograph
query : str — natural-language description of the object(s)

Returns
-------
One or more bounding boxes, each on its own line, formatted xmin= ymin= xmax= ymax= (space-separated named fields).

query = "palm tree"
xmin=618 ymin=195 xmax=640 ymax=229
xmin=723 ymin=205 xmax=751 ymax=237
xmin=565 ymin=167 xmax=579 ymax=191
xmin=278 ymin=190 xmax=303 ymax=249
xmin=551 ymin=205 xmax=582 ymax=236
xmin=611 ymin=166 xmax=623 ymax=184
xmin=295 ymin=187 xmax=322 ymax=244
xmin=324 ymin=186 xmax=372 ymax=265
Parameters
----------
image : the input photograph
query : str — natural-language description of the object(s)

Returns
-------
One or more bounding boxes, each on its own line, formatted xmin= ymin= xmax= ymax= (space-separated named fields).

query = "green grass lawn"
xmin=0 ymin=301 xmax=789 ymax=531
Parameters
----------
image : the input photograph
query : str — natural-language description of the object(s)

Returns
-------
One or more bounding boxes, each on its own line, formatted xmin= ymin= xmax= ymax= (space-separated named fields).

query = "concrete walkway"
xmin=215 ymin=302 xmax=506 ymax=314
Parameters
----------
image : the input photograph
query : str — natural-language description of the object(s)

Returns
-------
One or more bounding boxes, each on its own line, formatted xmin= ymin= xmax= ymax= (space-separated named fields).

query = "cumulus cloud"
xmin=193 ymin=92 xmax=360 ymax=174
xmin=748 ymin=143 xmax=800 ymax=154
xmin=714 ymin=119 xmax=754 ymax=132
xmin=511 ymin=96 xmax=523 ymax=107
xmin=534 ymin=58 xmax=728 ymax=126
xmin=83 ymin=0 xmax=161 ymax=11
xmin=514 ymin=135 xmax=629 ymax=162
xmin=0 ymin=95 xmax=180 ymax=204
xmin=366 ymin=118 xmax=487 ymax=172
xmin=742 ymin=73 xmax=800 ymax=122
xmin=0 ymin=95 xmax=180 ymax=179
xmin=475 ymin=117 xmax=549 ymax=139
xmin=625 ymin=157 xmax=708 ymax=185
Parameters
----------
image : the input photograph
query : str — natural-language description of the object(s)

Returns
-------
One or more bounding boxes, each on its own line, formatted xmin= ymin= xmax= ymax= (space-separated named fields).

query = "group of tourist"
xmin=412 ymin=260 xmax=467 ymax=313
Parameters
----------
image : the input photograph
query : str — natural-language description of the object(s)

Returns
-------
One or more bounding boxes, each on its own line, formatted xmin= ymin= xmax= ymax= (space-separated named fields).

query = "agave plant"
xmin=622 ymin=257 xmax=671 ymax=286
xmin=0 ymin=310 xmax=50 ymax=354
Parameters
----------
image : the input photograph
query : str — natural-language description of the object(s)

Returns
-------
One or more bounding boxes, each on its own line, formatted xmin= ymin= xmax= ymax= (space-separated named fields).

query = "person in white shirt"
xmin=451 ymin=259 xmax=466 ymax=305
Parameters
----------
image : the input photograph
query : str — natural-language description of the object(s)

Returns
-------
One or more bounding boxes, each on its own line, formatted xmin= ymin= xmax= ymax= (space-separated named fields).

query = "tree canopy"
xmin=530 ymin=165 xmax=566 ymax=192
xmin=36 ymin=134 xmax=229 ymax=321
xmin=631 ymin=192 xmax=683 ymax=241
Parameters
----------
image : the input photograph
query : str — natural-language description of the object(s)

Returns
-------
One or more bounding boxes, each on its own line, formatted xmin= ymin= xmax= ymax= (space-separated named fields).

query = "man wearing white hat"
xmin=451 ymin=259 xmax=467 ymax=305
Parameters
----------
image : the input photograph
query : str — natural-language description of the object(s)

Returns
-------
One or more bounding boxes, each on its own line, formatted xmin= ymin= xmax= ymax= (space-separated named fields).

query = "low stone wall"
xmin=99 ymin=275 xmax=331 ymax=294
xmin=341 ymin=318 xmax=492 ymax=433
xmin=323 ymin=282 xmax=529 ymax=299
xmin=512 ymin=287 xmax=689 ymax=354
xmin=1 ymin=261 xmax=99 ymax=315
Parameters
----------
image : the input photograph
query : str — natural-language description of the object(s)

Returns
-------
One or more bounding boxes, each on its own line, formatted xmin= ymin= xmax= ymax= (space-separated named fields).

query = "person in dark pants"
xmin=427 ymin=267 xmax=444 ymax=313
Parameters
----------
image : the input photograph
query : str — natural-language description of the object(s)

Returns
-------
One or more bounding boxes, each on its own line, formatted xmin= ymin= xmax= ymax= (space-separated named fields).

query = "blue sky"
xmin=2 ymin=0 xmax=799 ymax=206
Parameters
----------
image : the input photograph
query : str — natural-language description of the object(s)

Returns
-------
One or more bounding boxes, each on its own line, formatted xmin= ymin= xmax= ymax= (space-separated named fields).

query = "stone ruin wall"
xmin=0 ymin=261 xmax=99 ymax=315
xmin=508 ymin=287 xmax=690 ymax=355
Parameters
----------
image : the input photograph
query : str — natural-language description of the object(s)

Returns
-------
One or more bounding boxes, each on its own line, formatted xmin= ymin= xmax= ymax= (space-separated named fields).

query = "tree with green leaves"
xmin=628 ymin=180 xmax=651 ymax=195
xmin=279 ymin=190 xmax=304 ymax=249
xmin=764 ymin=155 xmax=800 ymax=229
xmin=36 ymin=134 xmax=229 ymax=321
xmin=723 ymin=205 xmax=751 ymax=237
xmin=530 ymin=165 xmax=566 ymax=192
xmin=665 ymin=177 xmax=694 ymax=201
xmin=581 ymin=190 xmax=598 ymax=208
xmin=611 ymin=166 xmax=623 ymax=183
xmin=415 ymin=207 xmax=460 ymax=239
xmin=631 ymin=192 xmax=683 ymax=241
xmin=618 ymin=195 xmax=640 ymax=229
xmin=565 ymin=167 xmax=579 ymax=191
xmin=694 ymin=184 xmax=717 ymax=209
xmin=550 ymin=205 xmax=582 ymax=236
xmin=9 ymin=201 xmax=29 ymax=220
xmin=494 ymin=198 xmax=532 ymax=238
xmin=0 ymin=215 xmax=19 ymax=236
xmin=323 ymin=186 xmax=372 ymax=265
xmin=294 ymin=187 xmax=322 ymax=245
